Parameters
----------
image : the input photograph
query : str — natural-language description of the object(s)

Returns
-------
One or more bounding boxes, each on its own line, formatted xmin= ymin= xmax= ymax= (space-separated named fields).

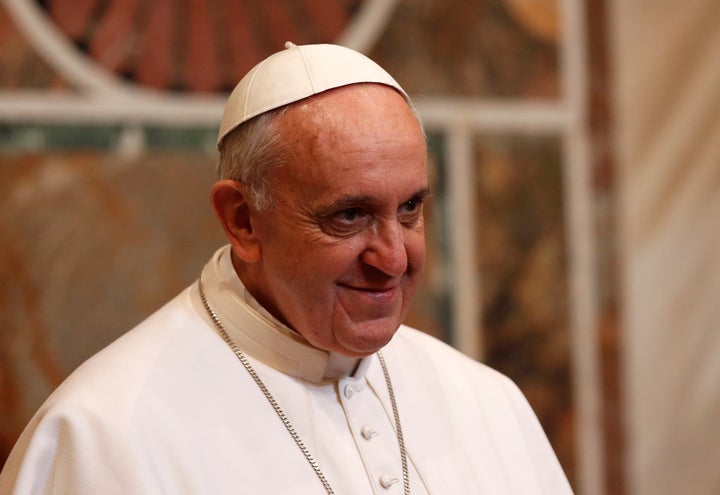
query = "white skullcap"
xmin=217 ymin=42 xmax=409 ymax=147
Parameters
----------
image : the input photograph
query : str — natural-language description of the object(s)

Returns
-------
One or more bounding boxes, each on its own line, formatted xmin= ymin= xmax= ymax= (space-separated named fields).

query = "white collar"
xmin=196 ymin=245 xmax=365 ymax=383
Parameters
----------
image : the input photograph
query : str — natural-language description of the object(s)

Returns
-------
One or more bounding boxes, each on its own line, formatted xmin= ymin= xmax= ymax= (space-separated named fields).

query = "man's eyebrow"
xmin=320 ymin=187 xmax=431 ymax=212
xmin=323 ymin=187 xmax=430 ymax=209
xmin=411 ymin=187 xmax=432 ymax=200
xmin=323 ymin=195 xmax=374 ymax=211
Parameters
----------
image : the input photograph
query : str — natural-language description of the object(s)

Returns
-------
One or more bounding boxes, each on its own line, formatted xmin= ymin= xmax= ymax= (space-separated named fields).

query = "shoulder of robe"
xmin=29 ymin=286 xmax=214 ymax=426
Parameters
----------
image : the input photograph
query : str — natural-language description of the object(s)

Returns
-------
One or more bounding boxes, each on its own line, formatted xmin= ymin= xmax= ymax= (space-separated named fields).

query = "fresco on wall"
xmin=28 ymin=0 xmax=368 ymax=92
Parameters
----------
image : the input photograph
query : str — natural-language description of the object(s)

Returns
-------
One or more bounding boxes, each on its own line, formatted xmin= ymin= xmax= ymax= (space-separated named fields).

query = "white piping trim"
xmin=338 ymin=0 xmax=400 ymax=52
xmin=417 ymin=99 xmax=570 ymax=132
xmin=0 ymin=93 xmax=225 ymax=125
xmin=5 ymin=0 xmax=145 ymax=97
xmin=446 ymin=126 xmax=482 ymax=360
xmin=560 ymin=0 xmax=605 ymax=494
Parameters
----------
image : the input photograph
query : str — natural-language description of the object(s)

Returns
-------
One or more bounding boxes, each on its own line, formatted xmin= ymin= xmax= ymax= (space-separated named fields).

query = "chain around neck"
xmin=197 ymin=277 xmax=410 ymax=494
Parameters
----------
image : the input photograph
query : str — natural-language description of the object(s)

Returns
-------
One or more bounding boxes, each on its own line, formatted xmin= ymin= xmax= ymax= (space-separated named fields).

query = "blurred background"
xmin=1 ymin=1 xmax=718 ymax=494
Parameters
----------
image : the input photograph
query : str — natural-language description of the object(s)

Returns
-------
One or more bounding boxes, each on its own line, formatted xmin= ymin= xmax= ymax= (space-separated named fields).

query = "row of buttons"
xmin=341 ymin=381 xmax=402 ymax=490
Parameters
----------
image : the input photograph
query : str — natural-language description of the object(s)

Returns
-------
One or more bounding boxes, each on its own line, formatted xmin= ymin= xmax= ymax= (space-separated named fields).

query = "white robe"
xmin=0 ymin=246 xmax=573 ymax=494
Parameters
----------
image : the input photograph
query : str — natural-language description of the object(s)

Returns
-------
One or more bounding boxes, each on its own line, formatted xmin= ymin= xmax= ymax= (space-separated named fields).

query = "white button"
xmin=343 ymin=382 xmax=365 ymax=399
xmin=361 ymin=425 xmax=379 ymax=440
xmin=379 ymin=474 xmax=400 ymax=489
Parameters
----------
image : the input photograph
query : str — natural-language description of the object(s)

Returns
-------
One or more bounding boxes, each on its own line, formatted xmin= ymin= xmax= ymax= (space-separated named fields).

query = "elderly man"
xmin=0 ymin=44 xmax=573 ymax=494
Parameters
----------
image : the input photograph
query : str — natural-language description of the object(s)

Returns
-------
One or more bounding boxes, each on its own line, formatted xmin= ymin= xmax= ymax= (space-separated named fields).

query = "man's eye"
xmin=335 ymin=207 xmax=365 ymax=223
xmin=319 ymin=207 xmax=371 ymax=236
xmin=402 ymin=198 xmax=420 ymax=212
xmin=399 ymin=198 xmax=424 ymax=226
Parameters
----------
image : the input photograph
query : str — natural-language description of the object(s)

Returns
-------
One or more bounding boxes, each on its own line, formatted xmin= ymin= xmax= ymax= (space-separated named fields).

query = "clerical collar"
xmin=193 ymin=245 xmax=365 ymax=383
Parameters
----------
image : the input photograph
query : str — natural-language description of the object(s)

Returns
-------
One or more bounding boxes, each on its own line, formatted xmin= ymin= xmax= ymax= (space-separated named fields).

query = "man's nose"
xmin=360 ymin=221 xmax=408 ymax=276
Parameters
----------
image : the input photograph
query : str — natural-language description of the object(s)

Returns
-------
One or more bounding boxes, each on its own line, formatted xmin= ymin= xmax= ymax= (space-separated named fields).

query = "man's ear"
xmin=210 ymin=180 xmax=261 ymax=262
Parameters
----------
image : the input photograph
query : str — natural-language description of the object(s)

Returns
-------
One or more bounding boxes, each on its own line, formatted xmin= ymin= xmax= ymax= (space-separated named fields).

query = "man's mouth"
xmin=339 ymin=283 xmax=399 ymax=301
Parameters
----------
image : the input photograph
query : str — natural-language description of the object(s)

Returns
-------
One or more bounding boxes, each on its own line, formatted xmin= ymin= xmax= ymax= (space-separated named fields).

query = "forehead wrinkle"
xmin=283 ymin=85 xmax=414 ymax=144
xmin=274 ymin=85 xmax=426 ymax=188
xmin=322 ymin=194 xmax=373 ymax=210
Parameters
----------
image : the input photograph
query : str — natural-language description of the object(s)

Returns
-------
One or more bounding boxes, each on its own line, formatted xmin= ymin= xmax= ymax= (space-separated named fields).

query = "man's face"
xmin=242 ymin=84 xmax=428 ymax=357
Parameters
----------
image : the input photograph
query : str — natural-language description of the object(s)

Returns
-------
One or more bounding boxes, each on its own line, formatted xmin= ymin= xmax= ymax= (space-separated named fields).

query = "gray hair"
xmin=216 ymin=107 xmax=288 ymax=210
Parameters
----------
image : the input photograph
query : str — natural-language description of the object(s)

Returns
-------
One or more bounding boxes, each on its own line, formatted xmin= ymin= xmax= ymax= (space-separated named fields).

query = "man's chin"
xmin=333 ymin=319 xmax=401 ymax=356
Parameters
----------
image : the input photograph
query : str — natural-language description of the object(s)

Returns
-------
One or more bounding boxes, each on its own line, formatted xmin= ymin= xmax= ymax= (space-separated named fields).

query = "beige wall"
xmin=612 ymin=1 xmax=720 ymax=494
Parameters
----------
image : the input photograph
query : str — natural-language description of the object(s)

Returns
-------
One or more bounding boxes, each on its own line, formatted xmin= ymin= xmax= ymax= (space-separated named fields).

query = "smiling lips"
xmin=335 ymin=282 xmax=401 ymax=321
xmin=339 ymin=283 xmax=399 ymax=303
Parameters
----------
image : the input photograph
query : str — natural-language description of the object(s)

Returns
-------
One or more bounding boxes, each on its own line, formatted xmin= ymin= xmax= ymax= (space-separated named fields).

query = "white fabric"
xmin=217 ymin=43 xmax=408 ymax=146
xmin=0 ymin=246 xmax=572 ymax=494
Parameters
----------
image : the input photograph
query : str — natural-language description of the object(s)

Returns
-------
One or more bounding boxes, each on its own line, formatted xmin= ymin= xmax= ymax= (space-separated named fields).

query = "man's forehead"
xmin=217 ymin=43 xmax=409 ymax=147
xmin=278 ymin=84 xmax=413 ymax=137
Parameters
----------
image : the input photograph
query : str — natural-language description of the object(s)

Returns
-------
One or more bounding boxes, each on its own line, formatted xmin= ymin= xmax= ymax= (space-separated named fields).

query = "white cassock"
xmin=0 ymin=246 xmax=574 ymax=494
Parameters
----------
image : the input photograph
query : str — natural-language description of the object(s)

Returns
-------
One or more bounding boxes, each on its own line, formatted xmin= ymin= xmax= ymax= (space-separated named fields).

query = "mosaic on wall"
xmin=1 ymin=0 xmax=573 ymax=485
